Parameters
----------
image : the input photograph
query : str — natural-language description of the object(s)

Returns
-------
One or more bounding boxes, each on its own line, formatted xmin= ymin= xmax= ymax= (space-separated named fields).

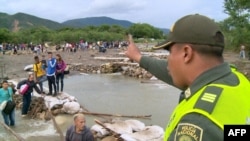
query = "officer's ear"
xmin=182 ymin=44 xmax=194 ymax=63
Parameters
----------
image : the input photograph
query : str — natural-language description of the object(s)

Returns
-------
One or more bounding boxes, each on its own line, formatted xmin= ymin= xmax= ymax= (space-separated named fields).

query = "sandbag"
xmin=62 ymin=101 xmax=80 ymax=114
xmin=125 ymin=119 xmax=145 ymax=132
xmin=91 ymin=124 xmax=109 ymax=137
xmin=121 ymin=125 xmax=164 ymax=141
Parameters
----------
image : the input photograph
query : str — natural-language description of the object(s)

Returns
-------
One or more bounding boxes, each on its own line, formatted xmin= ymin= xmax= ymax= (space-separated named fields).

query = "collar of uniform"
xmin=185 ymin=62 xmax=231 ymax=99
xmin=184 ymin=88 xmax=191 ymax=98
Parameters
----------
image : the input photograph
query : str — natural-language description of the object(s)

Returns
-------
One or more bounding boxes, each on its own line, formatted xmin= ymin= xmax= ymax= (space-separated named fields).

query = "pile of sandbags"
xmin=91 ymin=118 xmax=164 ymax=141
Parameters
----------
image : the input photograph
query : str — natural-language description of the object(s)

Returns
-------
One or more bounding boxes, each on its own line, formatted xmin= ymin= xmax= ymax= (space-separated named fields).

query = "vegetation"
xmin=220 ymin=0 xmax=250 ymax=50
xmin=0 ymin=12 xmax=63 ymax=30
xmin=1 ymin=0 xmax=250 ymax=50
xmin=62 ymin=16 xmax=133 ymax=28
xmin=0 ymin=23 xmax=164 ymax=45
xmin=0 ymin=12 xmax=165 ymax=45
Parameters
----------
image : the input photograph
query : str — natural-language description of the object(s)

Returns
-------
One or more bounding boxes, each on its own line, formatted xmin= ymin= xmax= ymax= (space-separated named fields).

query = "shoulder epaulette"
xmin=194 ymin=86 xmax=223 ymax=114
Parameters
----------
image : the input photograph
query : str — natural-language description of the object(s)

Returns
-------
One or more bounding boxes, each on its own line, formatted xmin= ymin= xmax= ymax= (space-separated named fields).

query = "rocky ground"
xmin=1 ymin=45 xmax=250 ymax=80
xmin=1 ymin=45 xmax=250 ymax=141
xmin=0 ymin=47 xmax=125 ymax=80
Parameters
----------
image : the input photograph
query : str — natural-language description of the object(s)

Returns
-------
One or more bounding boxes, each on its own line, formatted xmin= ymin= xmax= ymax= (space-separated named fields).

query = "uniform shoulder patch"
xmin=175 ymin=123 xmax=203 ymax=141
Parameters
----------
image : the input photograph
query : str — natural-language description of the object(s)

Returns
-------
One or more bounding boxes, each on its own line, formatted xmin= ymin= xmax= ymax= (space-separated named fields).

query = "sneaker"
xmin=46 ymin=93 xmax=52 ymax=95
xmin=53 ymin=93 xmax=57 ymax=97
xmin=40 ymin=93 xmax=46 ymax=98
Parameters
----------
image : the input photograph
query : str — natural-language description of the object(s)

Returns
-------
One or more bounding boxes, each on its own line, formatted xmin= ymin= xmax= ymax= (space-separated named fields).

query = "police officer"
xmin=125 ymin=14 xmax=250 ymax=141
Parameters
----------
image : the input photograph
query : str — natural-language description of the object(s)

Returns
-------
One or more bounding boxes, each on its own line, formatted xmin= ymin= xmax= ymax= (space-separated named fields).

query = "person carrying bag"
xmin=0 ymin=80 xmax=15 ymax=126
xmin=3 ymin=100 xmax=16 ymax=114
xmin=17 ymin=74 xmax=41 ymax=117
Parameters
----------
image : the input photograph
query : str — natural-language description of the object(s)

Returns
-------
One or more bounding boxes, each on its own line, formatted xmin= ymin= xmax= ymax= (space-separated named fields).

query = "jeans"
xmin=56 ymin=73 xmax=64 ymax=92
xmin=240 ymin=50 xmax=246 ymax=59
xmin=47 ymin=75 xmax=57 ymax=94
xmin=1 ymin=109 xmax=15 ymax=126
xmin=37 ymin=75 xmax=47 ymax=93
xmin=22 ymin=93 xmax=31 ymax=115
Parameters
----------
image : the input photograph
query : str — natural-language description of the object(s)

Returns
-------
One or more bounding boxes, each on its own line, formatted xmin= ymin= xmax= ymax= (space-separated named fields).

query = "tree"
xmin=109 ymin=25 xmax=126 ymax=34
xmin=0 ymin=21 xmax=166 ymax=45
xmin=0 ymin=28 xmax=11 ymax=43
xmin=98 ymin=25 xmax=110 ymax=32
xmin=128 ymin=23 xmax=163 ymax=39
xmin=223 ymin=0 xmax=250 ymax=49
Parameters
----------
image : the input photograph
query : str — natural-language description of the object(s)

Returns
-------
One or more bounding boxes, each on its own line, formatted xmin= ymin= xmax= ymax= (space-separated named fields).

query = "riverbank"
xmin=0 ymin=46 xmax=167 ymax=141
xmin=1 ymin=73 xmax=174 ymax=141
xmin=1 ymin=46 xmax=250 ymax=80
xmin=0 ymin=47 xmax=123 ymax=80
xmin=1 ymin=46 xmax=250 ymax=141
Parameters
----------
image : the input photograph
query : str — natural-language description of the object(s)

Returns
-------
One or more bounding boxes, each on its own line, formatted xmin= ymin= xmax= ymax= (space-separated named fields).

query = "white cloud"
xmin=87 ymin=0 xmax=147 ymax=13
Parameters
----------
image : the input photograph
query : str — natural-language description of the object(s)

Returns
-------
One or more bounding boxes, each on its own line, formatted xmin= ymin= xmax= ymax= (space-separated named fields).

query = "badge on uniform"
xmin=175 ymin=123 xmax=203 ymax=141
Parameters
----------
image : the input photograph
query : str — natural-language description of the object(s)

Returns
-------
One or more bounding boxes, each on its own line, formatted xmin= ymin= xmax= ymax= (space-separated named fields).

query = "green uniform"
xmin=140 ymin=56 xmax=250 ymax=141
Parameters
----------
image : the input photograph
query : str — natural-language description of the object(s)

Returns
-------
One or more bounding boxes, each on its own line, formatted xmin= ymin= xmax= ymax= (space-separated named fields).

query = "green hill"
xmin=62 ymin=16 xmax=133 ymax=28
xmin=0 ymin=12 xmax=63 ymax=31
xmin=0 ymin=12 xmax=169 ymax=34
xmin=62 ymin=16 xmax=169 ymax=34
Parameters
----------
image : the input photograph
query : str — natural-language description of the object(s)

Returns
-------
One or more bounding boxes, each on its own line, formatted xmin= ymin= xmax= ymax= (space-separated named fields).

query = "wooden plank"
xmin=0 ymin=120 xmax=26 ymax=141
xmin=94 ymin=57 xmax=128 ymax=60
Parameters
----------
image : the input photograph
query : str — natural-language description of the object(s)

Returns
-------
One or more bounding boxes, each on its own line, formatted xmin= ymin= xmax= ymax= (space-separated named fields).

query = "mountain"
xmin=158 ymin=28 xmax=170 ymax=34
xmin=0 ymin=12 xmax=63 ymax=31
xmin=62 ymin=16 xmax=169 ymax=34
xmin=62 ymin=16 xmax=133 ymax=28
xmin=0 ymin=12 xmax=169 ymax=34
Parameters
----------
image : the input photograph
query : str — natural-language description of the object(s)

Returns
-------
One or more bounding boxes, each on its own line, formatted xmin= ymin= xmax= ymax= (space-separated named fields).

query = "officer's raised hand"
xmin=124 ymin=34 xmax=142 ymax=63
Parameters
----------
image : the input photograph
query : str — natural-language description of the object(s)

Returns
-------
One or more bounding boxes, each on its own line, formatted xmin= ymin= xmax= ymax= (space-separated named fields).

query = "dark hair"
xmin=34 ymin=56 xmax=39 ymax=60
xmin=191 ymin=44 xmax=223 ymax=57
xmin=56 ymin=54 xmax=63 ymax=62
xmin=2 ymin=80 xmax=8 ymax=84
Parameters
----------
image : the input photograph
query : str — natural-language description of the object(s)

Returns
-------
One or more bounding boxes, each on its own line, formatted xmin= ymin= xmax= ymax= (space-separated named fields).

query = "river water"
xmin=0 ymin=73 xmax=180 ymax=141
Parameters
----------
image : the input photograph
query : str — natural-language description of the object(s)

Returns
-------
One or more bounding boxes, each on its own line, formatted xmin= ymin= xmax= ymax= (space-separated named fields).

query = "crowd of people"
xmin=0 ymin=40 xmax=129 ymax=56
xmin=0 ymin=51 xmax=68 ymax=118
xmin=0 ymin=77 xmax=94 ymax=139
xmin=32 ymin=52 xmax=68 ymax=97
xmin=0 ymin=50 xmax=89 ymax=140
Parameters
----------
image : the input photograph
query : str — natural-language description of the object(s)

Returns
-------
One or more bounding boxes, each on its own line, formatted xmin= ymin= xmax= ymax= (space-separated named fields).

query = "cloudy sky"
xmin=1 ymin=0 xmax=228 ymax=28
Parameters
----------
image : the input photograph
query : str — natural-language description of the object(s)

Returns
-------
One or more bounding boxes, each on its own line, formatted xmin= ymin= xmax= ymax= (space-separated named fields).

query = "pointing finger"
xmin=127 ymin=34 xmax=134 ymax=44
